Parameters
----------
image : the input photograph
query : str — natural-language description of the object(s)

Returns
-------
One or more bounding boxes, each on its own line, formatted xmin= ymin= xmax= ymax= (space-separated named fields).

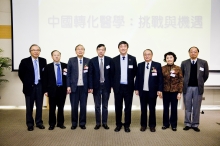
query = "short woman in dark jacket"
xmin=162 ymin=52 xmax=183 ymax=131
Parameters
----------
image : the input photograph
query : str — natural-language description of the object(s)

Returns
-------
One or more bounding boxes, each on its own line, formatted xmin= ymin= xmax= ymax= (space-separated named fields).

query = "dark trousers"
xmin=93 ymin=83 xmax=110 ymax=125
xmin=48 ymin=86 xmax=66 ymax=126
xmin=140 ymin=91 xmax=157 ymax=128
xmin=25 ymin=83 xmax=43 ymax=127
xmin=114 ymin=84 xmax=133 ymax=128
xmin=163 ymin=92 xmax=178 ymax=128
xmin=70 ymin=86 xmax=88 ymax=126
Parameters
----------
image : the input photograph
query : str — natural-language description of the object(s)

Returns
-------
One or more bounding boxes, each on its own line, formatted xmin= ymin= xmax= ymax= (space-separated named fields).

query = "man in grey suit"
xmin=67 ymin=44 xmax=90 ymax=130
xmin=181 ymin=46 xmax=209 ymax=132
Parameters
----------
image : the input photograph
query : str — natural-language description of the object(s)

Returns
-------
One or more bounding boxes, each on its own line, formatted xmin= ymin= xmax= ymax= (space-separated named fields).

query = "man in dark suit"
xmin=112 ymin=41 xmax=137 ymax=133
xmin=88 ymin=44 xmax=112 ymax=130
xmin=43 ymin=50 xmax=67 ymax=130
xmin=67 ymin=44 xmax=90 ymax=130
xmin=181 ymin=46 xmax=209 ymax=132
xmin=18 ymin=44 xmax=47 ymax=131
xmin=135 ymin=49 xmax=163 ymax=132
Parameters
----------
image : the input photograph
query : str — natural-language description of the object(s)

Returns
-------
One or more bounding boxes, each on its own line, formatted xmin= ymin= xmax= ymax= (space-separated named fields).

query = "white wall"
xmin=0 ymin=0 xmax=219 ymax=107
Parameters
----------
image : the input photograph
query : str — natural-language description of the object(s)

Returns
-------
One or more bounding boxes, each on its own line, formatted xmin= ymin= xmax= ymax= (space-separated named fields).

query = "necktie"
xmin=100 ymin=58 xmax=104 ymax=82
xmin=122 ymin=57 xmax=125 ymax=60
xmin=56 ymin=64 xmax=62 ymax=86
xmin=80 ymin=59 xmax=82 ymax=64
xmin=192 ymin=61 xmax=195 ymax=65
xmin=34 ymin=60 xmax=39 ymax=84
xmin=146 ymin=63 xmax=149 ymax=69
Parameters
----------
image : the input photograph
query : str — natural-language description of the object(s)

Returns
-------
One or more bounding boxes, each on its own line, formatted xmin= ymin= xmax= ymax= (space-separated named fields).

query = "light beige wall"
xmin=0 ymin=0 xmax=219 ymax=107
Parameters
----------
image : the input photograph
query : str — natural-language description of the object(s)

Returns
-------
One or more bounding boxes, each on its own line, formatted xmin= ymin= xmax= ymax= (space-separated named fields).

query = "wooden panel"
xmin=0 ymin=25 xmax=11 ymax=39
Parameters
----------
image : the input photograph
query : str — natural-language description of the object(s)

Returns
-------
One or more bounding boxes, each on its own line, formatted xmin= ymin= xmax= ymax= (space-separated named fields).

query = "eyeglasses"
xmin=30 ymin=50 xmax=41 ymax=52
xmin=76 ymin=48 xmax=85 ymax=51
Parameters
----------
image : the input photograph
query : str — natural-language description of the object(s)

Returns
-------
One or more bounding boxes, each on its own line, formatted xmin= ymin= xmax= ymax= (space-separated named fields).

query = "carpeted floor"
xmin=0 ymin=109 xmax=219 ymax=146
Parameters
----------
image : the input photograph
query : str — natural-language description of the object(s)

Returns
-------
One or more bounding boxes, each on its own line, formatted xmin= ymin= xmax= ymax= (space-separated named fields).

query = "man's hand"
xmin=135 ymin=90 xmax=139 ymax=95
xmin=44 ymin=92 xmax=48 ymax=97
xmin=88 ymin=89 xmax=93 ymax=93
xmin=177 ymin=93 xmax=181 ymax=100
xmin=67 ymin=87 xmax=71 ymax=94
xmin=157 ymin=91 xmax=163 ymax=98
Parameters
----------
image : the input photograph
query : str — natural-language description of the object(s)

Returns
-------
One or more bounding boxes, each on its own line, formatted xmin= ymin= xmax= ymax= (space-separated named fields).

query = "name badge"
xmin=83 ymin=70 xmax=88 ymax=73
xmin=200 ymin=67 xmax=204 ymax=71
xmin=63 ymin=72 xmax=67 ymax=76
xmin=152 ymin=73 xmax=157 ymax=76
xmin=106 ymin=65 xmax=110 ymax=69
xmin=170 ymin=73 xmax=175 ymax=77
xmin=128 ymin=65 xmax=133 ymax=68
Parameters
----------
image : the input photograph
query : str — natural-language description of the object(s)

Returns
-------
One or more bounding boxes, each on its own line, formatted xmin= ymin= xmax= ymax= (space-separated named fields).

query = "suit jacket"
xmin=88 ymin=56 xmax=113 ymax=94
xmin=112 ymin=54 xmax=137 ymax=93
xmin=181 ymin=58 xmax=209 ymax=95
xmin=18 ymin=56 xmax=47 ymax=96
xmin=67 ymin=57 xmax=90 ymax=92
xmin=135 ymin=61 xmax=163 ymax=97
xmin=43 ymin=62 xmax=67 ymax=97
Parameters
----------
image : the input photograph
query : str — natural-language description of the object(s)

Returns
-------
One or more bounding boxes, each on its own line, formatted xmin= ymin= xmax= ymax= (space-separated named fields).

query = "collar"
xmin=54 ymin=62 xmax=61 ymax=65
xmin=191 ymin=58 xmax=197 ymax=63
xmin=120 ymin=54 xmax=128 ymax=59
xmin=77 ymin=57 xmax=83 ymax=61
xmin=145 ymin=61 xmax=152 ymax=66
xmin=31 ymin=57 xmax=38 ymax=62
xmin=98 ymin=56 xmax=104 ymax=60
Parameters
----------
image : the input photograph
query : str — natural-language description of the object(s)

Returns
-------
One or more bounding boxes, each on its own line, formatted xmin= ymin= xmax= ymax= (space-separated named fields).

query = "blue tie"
xmin=34 ymin=60 xmax=39 ymax=84
xmin=56 ymin=64 xmax=62 ymax=86
xmin=146 ymin=63 xmax=149 ymax=69
xmin=80 ymin=59 xmax=82 ymax=64
xmin=122 ymin=57 xmax=125 ymax=60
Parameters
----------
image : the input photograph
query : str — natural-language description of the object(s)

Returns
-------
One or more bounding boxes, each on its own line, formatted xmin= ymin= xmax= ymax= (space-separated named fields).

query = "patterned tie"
xmin=146 ymin=63 xmax=149 ymax=69
xmin=56 ymin=64 xmax=62 ymax=86
xmin=34 ymin=59 xmax=39 ymax=84
xmin=122 ymin=57 xmax=125 ymax=60
xmin=80 ymin=59 xmax=82 ymax=64
xmin=100 ymin=58 xmax=104 ymax=82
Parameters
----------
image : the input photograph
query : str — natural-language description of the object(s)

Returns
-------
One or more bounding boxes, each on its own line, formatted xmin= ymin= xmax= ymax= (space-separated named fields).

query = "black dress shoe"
xmin=124 ymin=127 xmax=130 ymax=133
xmin=36 ymin=124 xmax=45 ymax=129
xmin=57 ymin=125 xmax=66 ymax=129
xmin=71 ymin=126 xmax=77 ymax=130
xmin=94 ymin=125 xmax=101 ymax=130
xmin=150 ymin=127 xmax=156 ymax=132
xmin=183 ymin=126 xmax=191 ymax=131
xmin=114 ymin=126 xmax=121 ymax=132
xmin=172 ymin=128 xmax=177 ymax=131
xmin=80 ymin=125 xmax=86 ymax=129
xmin=162 ymin=126 xmax=168 ymax=130
xmin=27 ymin=126 xmax=34 ymax=131
xmin=102 ymin=124 xmax=109 ymax=129
xmin=48 ymin=126 xmax=55 ymax=130
xmin=140 ymin=126 xmax=146 ymax=132
xmin=192 ymin=127 xmax=200 ymax=132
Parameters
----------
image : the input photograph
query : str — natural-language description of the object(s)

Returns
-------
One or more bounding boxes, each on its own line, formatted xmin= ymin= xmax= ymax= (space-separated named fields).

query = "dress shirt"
xmin=53 ymin=62 xmax=62 ymax=83
xmin=191 ymin=58 xmax=197 ymax=64
xmin=98 ymin=56 xmax=105 ymax=82
xmin=143 ymin=61 xmax=151 ymax=91
xmin=120 ymin=54 xmax=128 ymax=84
xmin=77 ymin=57 xmax=84 ymax=86
xmin=31 ymin=57 xmax=40 ymax=80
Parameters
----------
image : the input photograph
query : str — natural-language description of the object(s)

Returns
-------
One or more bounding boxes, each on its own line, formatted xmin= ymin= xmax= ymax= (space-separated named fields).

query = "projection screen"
xmin=11 ymin=0 xmax=220 ymax=85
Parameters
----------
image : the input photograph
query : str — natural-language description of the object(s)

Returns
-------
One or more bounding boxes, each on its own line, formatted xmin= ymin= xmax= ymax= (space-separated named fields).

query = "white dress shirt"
xmin=143 ymin=61 xmax=151 ymax=91
xmin=120 ymin=54 xmax=128 ymax=84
